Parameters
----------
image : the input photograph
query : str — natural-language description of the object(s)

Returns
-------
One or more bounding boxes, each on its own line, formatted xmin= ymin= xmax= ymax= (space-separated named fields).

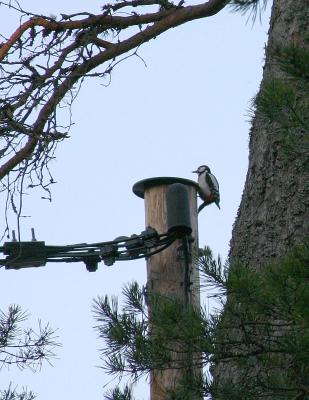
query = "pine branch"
xmin=0 ymin=384 xmax=36 ymax=400
xmin=0 ymin=305 xmax=59 ymax=370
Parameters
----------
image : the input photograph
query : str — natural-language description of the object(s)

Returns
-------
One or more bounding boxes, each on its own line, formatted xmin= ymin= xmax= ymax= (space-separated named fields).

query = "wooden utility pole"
xmin=133 ymin=177 xmax=201 ymax=400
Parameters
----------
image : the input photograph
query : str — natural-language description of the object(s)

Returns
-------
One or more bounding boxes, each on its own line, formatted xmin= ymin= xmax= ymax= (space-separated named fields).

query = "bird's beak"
xmin=192 ymin=170 xmax=198 ymax=174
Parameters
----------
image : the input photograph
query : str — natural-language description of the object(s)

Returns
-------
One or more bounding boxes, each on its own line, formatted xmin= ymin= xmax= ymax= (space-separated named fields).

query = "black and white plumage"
xmin=192 ymin=165 xmax=220 ymax=213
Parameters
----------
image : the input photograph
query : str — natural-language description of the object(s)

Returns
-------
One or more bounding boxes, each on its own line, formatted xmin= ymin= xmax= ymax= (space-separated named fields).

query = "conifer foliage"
xmin=0 ymin=305 xmax=59 ymax=400
xmin=93 ymin=244 xmax=309 ymax=399
xmin=252 ymin=44 xmax=309 ymax=161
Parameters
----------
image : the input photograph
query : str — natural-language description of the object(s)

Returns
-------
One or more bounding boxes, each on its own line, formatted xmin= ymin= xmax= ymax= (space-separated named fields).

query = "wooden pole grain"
xmin=133 ymin=177 xmax=201 ymax=400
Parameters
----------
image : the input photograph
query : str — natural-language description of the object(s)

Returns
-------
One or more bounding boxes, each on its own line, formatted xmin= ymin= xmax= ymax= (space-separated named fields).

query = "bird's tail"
xmin=198 ymin=201 xmax=220 ymax=213
xmin=198 ymin=202 xmax=207 ymax=213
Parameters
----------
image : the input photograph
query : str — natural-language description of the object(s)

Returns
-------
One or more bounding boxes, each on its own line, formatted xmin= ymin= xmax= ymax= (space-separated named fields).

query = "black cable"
xmin=1 ymin=228 xmax=181 ymax=270
xmin=45 ymin=233 xmax=177 ymax=263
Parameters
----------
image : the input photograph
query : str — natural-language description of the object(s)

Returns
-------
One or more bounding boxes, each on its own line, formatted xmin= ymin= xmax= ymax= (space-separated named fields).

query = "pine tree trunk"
xmin=229 ymin=0 xmax=308 ymax=268
xmin=213 ymin=1 xmax=308 ymax=397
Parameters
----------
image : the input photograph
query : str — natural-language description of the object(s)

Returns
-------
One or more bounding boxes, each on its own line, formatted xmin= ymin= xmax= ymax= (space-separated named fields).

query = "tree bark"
xmin=212 ymin=1 xmax=308 ymax=396
xmin=229 ymin=0 xmax=308 ymax=268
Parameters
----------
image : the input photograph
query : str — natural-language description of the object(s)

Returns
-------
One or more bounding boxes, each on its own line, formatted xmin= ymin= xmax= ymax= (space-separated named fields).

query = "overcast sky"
xmin=0 ymin=1 xmax=271 ymax=398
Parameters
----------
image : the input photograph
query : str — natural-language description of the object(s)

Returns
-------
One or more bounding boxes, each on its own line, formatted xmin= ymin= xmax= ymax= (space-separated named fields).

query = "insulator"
xmin=83 ymin=254 xmax=100 ymax=272
xmin=100 ymin=244 xmax=117 ymax=266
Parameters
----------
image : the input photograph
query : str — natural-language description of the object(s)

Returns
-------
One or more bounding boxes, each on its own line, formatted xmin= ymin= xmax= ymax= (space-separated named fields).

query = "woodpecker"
xmin=193 ymin=165 xmax=220 ymax=213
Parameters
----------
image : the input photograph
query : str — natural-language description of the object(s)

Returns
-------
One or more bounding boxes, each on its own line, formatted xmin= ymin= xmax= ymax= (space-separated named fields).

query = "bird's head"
xmin=192 ymin=165 xmax=211 ymax=175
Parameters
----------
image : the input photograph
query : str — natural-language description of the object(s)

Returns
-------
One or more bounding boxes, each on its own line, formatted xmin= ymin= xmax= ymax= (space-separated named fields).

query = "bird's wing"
xmin=206 ymin=173 xmax=219 ymax=192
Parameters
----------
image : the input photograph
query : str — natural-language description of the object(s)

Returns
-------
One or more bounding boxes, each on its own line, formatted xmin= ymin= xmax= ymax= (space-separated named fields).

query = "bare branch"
xmin=0 ymin=0 xmax=227 ymax=230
